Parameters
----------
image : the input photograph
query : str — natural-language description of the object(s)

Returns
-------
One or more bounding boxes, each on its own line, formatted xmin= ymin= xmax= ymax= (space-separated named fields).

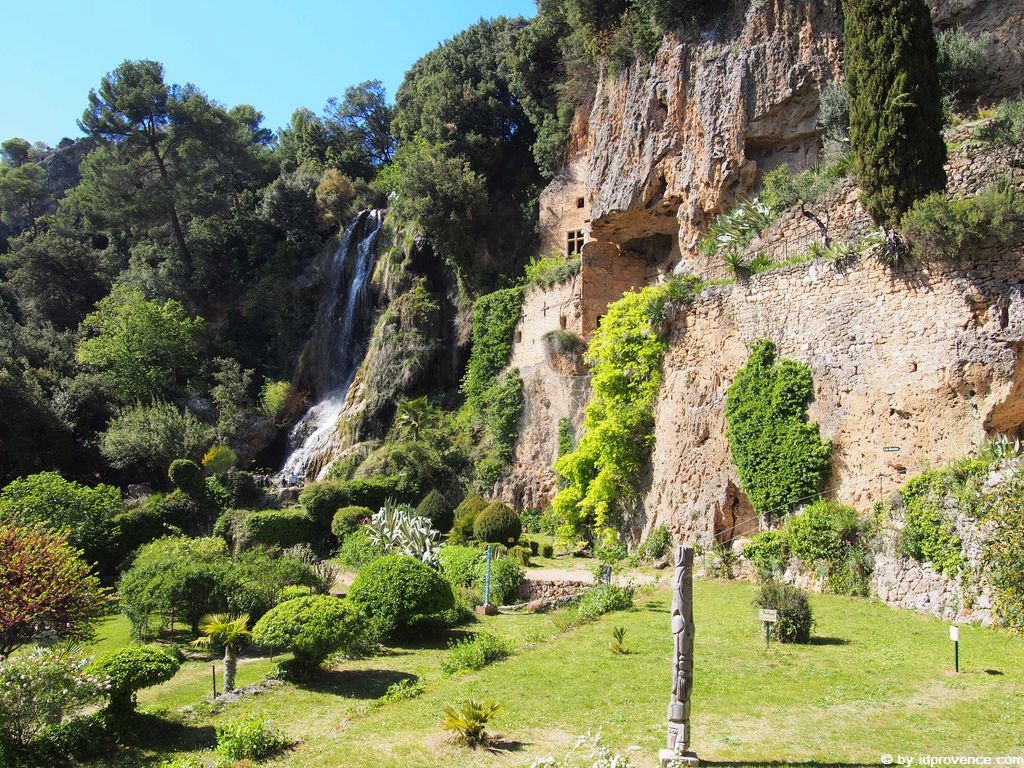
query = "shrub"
xmin=369 ymin=678 xmax=426 ymax=709
xmin=541 ymin=543 xmax=554 ymax=558
xmin=524 ymin=253 xmax=581 ymax=289
xmin=982 ymin=469 xmax=1024 ymax=633
xmin=417 ymin=489 xmax=454 ymax=533
xmin=520 ymin=507 xmax=542 ymax=534
xmin=0 ymin=647 xmax=109 ymax=747
xmin=100 ymin=402 xmax=213 ymax=476
xmin=440 ymin=632 xmax=514 ymax=675
xmin=0 ymin=471 xmax=124 ymax=570
xmin=243 ymin=509 xmax=317 ymax=551
xmin=215 ymin=716 xmax=289 ymax=762
xmin=899 ymin=185 xmax=1023 ymax=263
xmin=974 ymin=99 xmax=1024 ymax=145
xmin=724 ymin=339 xmax=831 ymax=518
xmin=277 ymin=584 xmax=315 ymax=603
xmin=897 ymin=470 xmax=967 ymax=575
xmin=0 ymin=524 xmax=107 ymax=656
xmin=299 ymin=481 xmax=349 ymax=526
xmin=817 ymin=80 xmax=849 ymax=144
xmin=439 ymin=545 xmax=483 ymax=589
xmin=251 ymin=595 xmax=374 ymax=667
xmin=87 ymin=646 xmax=180 ymax=714
xmin=755 ymin=582 xmax=813 ymax=643
xmin=346 ymin=553 xmax=455 ymax=637
xmin=936 ymin=27 xmax=991 ymax=103
xmin=507 ymin=544 xmax=531 ymax=566
xmin=221 ymin=548 xmax=321 ymax=622
xmin=332 ymin=505 xmax=371 ymax=541
xmin=354 ymin=441 xmax=445 ymax=499
xmin=476 ymin=556 xmax=524 ymax=605
xmin=785 ymin=501 xmax=860 ymax=566
xmin=336 ymin=527 xmax=385 ymax=571
xmin=576 ymin=583 xmax=634 ymax=623
xmin=473 ymin=502 xmax=522 ymax=546
xmin=167 ymin=458 xmax=203 ymax=497
xmin=461 ymin=287 xmax=525 ymax=407
xmin=743 ymin=530 xmax=790 ymax=580
xmin=441 ymin=700 xmax=501 ymax=747
xmin=637 ymin=525 xmax=672 ymax=561
xmin=202 ymin=444 xmax=238 ymax=473
xmin=348 ymin=476 xmax=415 ymax=509
xmin=450 ymin=495 xmax=489 ymax=543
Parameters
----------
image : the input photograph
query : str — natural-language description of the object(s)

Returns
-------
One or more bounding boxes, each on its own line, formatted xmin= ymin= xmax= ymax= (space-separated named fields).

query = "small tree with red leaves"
xmin=0 ymin=523 xmax=106 ymax=657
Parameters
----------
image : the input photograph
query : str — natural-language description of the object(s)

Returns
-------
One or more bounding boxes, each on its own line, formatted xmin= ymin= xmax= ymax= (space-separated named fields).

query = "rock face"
xmin=579 ymin=0 xmax=844 ymax=272
xmin=929 ymin=0 xmax=1024 ymax=98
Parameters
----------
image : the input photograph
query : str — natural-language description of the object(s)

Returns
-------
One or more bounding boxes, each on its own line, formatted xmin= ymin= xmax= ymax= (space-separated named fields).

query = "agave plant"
xmin=366 ymin=499 xmax=442 ymax=566
xmin=441 ymin=699 xmax=501 ymax=746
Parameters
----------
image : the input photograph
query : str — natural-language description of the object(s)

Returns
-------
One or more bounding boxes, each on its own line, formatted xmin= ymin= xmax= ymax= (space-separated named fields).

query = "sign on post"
xmin=759 ymin=609 xmax=778 ymax=650
xmin=950 ymin=625 xmax=960 ymax=673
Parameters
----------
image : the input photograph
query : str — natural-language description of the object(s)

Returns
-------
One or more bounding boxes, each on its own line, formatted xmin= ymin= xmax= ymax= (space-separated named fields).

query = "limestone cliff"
xmin=501 ymin=0 xmax=1024 ymax=542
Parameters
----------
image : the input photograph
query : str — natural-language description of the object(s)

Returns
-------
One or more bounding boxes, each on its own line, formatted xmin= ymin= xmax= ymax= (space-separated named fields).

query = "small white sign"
xmin=949 ymin=625 xmax=960 ymax=642
xmin=759 ymin=609 xmax=779 ymax=623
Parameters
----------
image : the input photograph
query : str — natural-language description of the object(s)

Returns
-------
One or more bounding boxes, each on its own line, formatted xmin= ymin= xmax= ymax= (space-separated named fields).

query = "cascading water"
xmin=279 ymin=209 xmax=384 ymax=481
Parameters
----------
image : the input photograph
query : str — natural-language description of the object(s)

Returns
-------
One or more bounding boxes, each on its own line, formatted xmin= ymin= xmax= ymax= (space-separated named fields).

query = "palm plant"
xmin=192 ymin=614 xmax=251 ymax=692
xmin=394 ymin=396 xmax=432 ymax=441
xmin=441 ymin=699 xmax=501 ymax=746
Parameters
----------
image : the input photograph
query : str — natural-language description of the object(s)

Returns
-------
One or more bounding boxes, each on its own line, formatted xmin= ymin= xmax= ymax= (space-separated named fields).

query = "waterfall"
xmin=279 ymin=209 xmax=384 ymax=481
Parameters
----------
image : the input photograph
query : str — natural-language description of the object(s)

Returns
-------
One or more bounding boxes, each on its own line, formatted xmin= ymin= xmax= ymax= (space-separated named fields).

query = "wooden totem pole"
xmin=661 ymin=545 xmax=698 ymax=766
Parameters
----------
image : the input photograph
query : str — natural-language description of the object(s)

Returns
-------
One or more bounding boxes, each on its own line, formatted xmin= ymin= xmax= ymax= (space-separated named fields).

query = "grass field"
xmin=86 ymin=579 xmax=1024 ymax=767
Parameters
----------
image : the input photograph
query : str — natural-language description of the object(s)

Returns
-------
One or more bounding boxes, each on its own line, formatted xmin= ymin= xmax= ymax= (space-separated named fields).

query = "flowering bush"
xmin=0 ymin=647 xmax=109 ymax=746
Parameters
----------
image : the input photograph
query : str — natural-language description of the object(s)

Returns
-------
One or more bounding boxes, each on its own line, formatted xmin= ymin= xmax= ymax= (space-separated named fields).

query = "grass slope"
xmin=89 ymin=580 xmax=1024 ymax=767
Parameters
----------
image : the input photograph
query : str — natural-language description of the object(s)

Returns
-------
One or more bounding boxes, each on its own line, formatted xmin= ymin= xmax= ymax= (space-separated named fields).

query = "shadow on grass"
xmin=299 ymin=668 xmax=420 ymax=698
xmin=486 ymin=738 xmax=528 ymax=753
xmin=119 ymin=711 xmax=217 ymax=752
xmin=808 ymin=636 xmax=851 ymax=646
xmin=704 ymin=762 xmax=879 ymax=768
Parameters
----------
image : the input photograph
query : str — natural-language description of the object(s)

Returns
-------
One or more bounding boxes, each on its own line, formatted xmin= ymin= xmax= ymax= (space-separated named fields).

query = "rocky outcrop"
xmin=578 ymin=0 xmax=844 ymax=273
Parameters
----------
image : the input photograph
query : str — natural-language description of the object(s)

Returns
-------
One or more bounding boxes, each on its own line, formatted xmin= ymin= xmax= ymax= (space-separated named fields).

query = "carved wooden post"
xmin=661 ymin=545 xmax=698 ymax=766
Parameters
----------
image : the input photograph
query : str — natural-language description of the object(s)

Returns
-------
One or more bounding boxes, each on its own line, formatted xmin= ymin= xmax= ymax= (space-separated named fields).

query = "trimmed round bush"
xmin=347 ymin=553 xmax=455 ymax=637
xmin=475 ymin=556 xmax=523 ymax=605
xmin=450 ymin=495 xmax=489 ymax=542
xmin=243 ymin=509 xmax=316 ymax=550
xmin=88 ymin=645 xmax=181 ymax=713
xmin=332 ymin=506 xmax=371 ymax=541
xmin=540 ymin=543 xmax=554 ymax=558
xmin=507 ymin=545 xmax=530 ymax=566
xmin=473 ymin=502 xmax=522 ymax=546
xmin=251 ymin=595 xmax=374 ymax=667
xmin=755 ymin=581 xmax=813 ymax=643
xmin=417 ymin=490 xmax=454 ymax=533
xmin=168 ymin=459 xmax=203 ymax=497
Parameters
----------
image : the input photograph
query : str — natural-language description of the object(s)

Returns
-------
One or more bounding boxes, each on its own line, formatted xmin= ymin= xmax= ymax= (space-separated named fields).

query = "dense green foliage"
xmin=416 ymin=490 xmax=453 ymax=534
xmin=724 ymin=339 xmax=831 ymax=517
xmin=473 ymin=502 xmax=522 ymax=546
xmin=553 ymin=276 xmax=701 ymax=542
xmin=346 ymin=553 xmax=455 ymax=637
xmin=981 ymin=468 xmax=1024 ymax=634
xmin=896 ymin=469 xmax=972 ymax=575
xmin=462 ymin=287 xmax=524 ymax=406
xmin=743 ymin=529 xmax=791 ymax=581
xmin=332 ymin=505 xmax=371 ymax=541
xmin=899 ymin=184 xmax=1023 ymax=263
xmin=215 ymin=716 xmax=290 ymax=763
xmin=86 ymin=645 xmax=180 ymax=714
xmin=251 ymin=595 xmax=372 ymax=668
xmin=524 ymin=253 xmax=581 ymax=289
xmin=576 ymin=583 xmax=634 ymax=623
xmin=786 ymin=501 xmax=860 ymax=566
xmin=441 ymin=632 xmax=514 ymax=675
xmin=0 ymin=471 xmax=123 ymax=568
xmin=0 ymin=523 xmax=107 ymax=656
xmin=844 ymin=0 xmax=947 ymax=224
xmin=755 ymin=581 xmax=813 ymax=643
xmin=99 ymin=401 xmax=213 ymax=476
xmin=476 ymin=556 xmax=524 ymax=605
xmin=974 ymin=99 xmax=1024 ymax=146
xmin=167 ymin=459 xmax=203 ymax=497
xmin=439 ymin=545 xmax=484 ymax=590
xmin=335 ymin=528 xmax=385 ymax=571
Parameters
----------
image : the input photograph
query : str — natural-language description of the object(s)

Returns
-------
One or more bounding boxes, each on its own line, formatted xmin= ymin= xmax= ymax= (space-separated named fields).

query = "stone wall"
xmin=511 ymin=280 xmax=582 ymax=372
xmin=517 ymin=577 xmax=592 ymax=602
xmin=579 ymin=241 xmax=648 ymax=337
xmin=641 ymin=244 xmax=1024 ymax=546
xmin=539 ymin=158 xmax=592 ymax=258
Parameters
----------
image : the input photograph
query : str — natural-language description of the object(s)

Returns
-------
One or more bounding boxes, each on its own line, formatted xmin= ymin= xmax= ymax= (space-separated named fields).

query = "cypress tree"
xmin=844 ymin=0 xmax=947 ymax=225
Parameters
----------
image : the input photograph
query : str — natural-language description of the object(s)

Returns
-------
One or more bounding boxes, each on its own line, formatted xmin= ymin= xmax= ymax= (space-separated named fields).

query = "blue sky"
xmin=0 ymin=0 xmax=537 ymax=146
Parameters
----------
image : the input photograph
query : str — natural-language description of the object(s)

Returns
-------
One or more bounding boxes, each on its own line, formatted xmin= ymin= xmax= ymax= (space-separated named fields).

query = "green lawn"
xmin=87 ymin=580 xmax=1024 ymax=767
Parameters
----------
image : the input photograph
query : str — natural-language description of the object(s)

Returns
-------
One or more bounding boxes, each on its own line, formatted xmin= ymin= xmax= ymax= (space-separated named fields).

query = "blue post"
xmin=483 ymin=545 xmax=492 ymax=606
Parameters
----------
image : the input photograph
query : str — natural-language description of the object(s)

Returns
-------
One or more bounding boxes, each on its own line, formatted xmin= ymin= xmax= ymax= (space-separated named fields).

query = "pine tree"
xmin=844 ymin=0 xmax=947 ymax=225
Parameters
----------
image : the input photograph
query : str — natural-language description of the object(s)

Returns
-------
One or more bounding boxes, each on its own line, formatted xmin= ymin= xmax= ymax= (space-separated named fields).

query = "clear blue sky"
xmin=0 ymin=0 xmax=537 ymax=146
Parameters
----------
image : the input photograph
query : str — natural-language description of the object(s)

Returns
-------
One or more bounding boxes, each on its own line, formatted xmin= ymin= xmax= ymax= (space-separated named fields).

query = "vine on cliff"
xmin=551 ymin=275 xmax=702 ymax=544
xmin=724 ymin=339 xmax=831 ymax=518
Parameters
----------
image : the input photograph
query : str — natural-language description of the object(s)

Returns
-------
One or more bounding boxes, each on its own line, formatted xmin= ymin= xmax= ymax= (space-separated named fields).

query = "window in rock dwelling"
xmin=576 ymin=197 xmax=585 ymax=209
xmin=567 ymin=229 xmax=585 ymax=255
